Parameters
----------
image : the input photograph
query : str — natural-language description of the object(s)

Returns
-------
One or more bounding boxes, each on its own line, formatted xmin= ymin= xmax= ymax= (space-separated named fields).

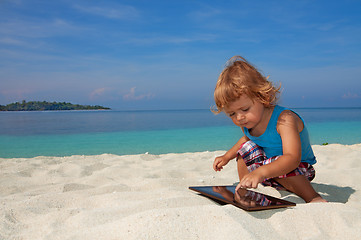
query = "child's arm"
xmin=238 ymin=111 xmax=303 ymax=188
xmin=213 ymin=135 xmax=249 ymax=171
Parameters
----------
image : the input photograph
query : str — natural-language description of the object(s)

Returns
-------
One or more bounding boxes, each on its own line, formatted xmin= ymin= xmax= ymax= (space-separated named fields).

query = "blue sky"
xmin=1 ymin=0 xmax=361 ymax=110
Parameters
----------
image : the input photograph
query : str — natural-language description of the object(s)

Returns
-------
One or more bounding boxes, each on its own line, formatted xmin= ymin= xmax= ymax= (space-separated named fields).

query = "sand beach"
xmin=1 ymin=143 xmax=361 ymax=239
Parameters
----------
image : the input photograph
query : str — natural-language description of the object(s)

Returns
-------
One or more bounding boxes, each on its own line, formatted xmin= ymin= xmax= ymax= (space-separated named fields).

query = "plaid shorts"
xmin=237 ymin=140 xmax=315 ymax=190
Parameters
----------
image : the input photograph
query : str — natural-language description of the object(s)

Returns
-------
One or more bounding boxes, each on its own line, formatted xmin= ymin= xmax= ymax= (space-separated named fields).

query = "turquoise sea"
xmin=1 ymin=108 xmax=361 ymax=158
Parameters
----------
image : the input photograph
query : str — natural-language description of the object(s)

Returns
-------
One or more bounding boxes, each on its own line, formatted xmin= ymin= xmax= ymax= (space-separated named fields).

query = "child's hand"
xmin=213 ymin=155 xmax=230 ymax=171
xmin=236 ymin=170 xmax=265 ymax=189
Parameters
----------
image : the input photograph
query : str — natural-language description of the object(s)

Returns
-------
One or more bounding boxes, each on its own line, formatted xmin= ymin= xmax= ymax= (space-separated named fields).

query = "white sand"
xmin=1 ymin=144 xmax=361 ymax=240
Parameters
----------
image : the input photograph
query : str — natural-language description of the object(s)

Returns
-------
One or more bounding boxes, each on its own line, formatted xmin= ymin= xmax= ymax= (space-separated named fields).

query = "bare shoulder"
xmin=277 ymin=110 xmax=304 ymax=132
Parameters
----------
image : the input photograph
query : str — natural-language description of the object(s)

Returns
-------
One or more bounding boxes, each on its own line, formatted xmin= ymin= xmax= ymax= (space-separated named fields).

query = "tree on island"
xmin=0 ymin=100 xmax=110 ymax=111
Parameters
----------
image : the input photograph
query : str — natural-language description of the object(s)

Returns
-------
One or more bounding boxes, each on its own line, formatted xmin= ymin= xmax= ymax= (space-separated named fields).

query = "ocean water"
xmin=0 ymin=108 xmax=361 ymax=158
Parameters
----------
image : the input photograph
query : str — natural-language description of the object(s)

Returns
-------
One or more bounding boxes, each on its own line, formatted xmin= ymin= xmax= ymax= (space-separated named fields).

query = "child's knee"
xmin=237 ymin=140 xmax=257 ymax=159
xmin=275 ymin=175 xmax=321 ymax=202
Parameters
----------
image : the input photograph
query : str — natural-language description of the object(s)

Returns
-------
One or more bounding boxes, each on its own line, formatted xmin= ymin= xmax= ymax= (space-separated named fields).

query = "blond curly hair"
xmin=213 ymin=56 xmax=281 ymax=114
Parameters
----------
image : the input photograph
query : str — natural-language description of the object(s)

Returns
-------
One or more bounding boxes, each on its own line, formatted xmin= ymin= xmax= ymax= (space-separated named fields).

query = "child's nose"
xmin=236 ymin=113 xmax=245 ymax=121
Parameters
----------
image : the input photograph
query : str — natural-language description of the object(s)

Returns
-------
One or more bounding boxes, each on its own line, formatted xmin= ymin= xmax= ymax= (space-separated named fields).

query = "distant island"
xmin=0 ymin=101 xmax=111 ymax=111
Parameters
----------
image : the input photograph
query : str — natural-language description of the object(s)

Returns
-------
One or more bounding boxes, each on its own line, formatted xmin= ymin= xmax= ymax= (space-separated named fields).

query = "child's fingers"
xmin=213 ymin=161 xmax=219 ymax=171
xmin=239 ymin=176 xmax=258 ymax=189
xmin=214 ymin=165 xmax=223 ymax=171
xmin=213 ymin=159 xmax=224 ymax=171
xmin=239 ymin=180 xmax=249 ymax=189
xmin=235 ymin=183 xmax=242 ymax=192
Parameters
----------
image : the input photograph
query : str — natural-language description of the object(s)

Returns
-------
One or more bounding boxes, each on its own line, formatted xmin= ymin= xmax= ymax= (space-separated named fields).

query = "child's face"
xmin=224 ymin=94 xmax=266 ymax=129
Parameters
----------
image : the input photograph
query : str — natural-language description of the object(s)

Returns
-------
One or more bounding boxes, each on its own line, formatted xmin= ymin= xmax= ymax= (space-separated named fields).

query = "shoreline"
xmin=1 ymin=142 xmax=360 ymax=159
xmin=1 ymin=143 xmax=361 ymax=239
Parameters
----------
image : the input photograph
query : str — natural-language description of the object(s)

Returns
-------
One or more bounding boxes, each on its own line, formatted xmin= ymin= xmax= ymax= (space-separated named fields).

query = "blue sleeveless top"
xmin=244 ymin=105 xmax=316 ymax=165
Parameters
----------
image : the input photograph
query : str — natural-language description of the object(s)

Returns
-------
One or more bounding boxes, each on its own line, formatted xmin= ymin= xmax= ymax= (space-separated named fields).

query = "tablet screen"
xmin=189 ymin=185 xmax=296 ymax=211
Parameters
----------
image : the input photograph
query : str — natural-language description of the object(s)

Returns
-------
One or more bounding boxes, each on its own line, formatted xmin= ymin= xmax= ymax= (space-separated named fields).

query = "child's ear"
xmin=264 ymin=102 xmax=271 ymax=108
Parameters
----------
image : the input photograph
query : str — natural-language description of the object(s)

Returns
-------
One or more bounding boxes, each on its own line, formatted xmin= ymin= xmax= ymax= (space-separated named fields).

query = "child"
xmin=212 ymin=56 xmax=326 ymax=203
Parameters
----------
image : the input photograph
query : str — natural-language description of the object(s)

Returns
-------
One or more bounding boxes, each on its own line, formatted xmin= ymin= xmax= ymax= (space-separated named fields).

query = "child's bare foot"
xmin=308 ymin=196 xmax=328 ymax=203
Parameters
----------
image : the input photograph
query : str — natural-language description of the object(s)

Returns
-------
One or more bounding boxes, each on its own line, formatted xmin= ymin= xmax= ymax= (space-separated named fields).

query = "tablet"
xmin=189 ymin=185 xmax=296 ymax=211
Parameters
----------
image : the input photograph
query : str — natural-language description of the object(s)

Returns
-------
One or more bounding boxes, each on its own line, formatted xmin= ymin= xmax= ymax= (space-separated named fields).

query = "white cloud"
xmin=0 ymin=37 xmax=24 ymax=46
xmin=0 ymin=18 xmax=82 ymax=39
xmin=73 ymin=4 xmax=139 ymax=20
xmin=0 ymin=88 xmax=31 ymax=103
xmin=188 ymin=5 xmax=222 ymax=21
xmin=123 ymin=87 xmax=154 ymax=101
xmin=125 ymin=33 xmax=217 ymax=46
xmin=342 ymin=92 xmax=361 ymax=99
xmin=89 ymin=88 xmax=107 ymax=100
xmin=2 ymin=0 xmax=22 ymax=5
